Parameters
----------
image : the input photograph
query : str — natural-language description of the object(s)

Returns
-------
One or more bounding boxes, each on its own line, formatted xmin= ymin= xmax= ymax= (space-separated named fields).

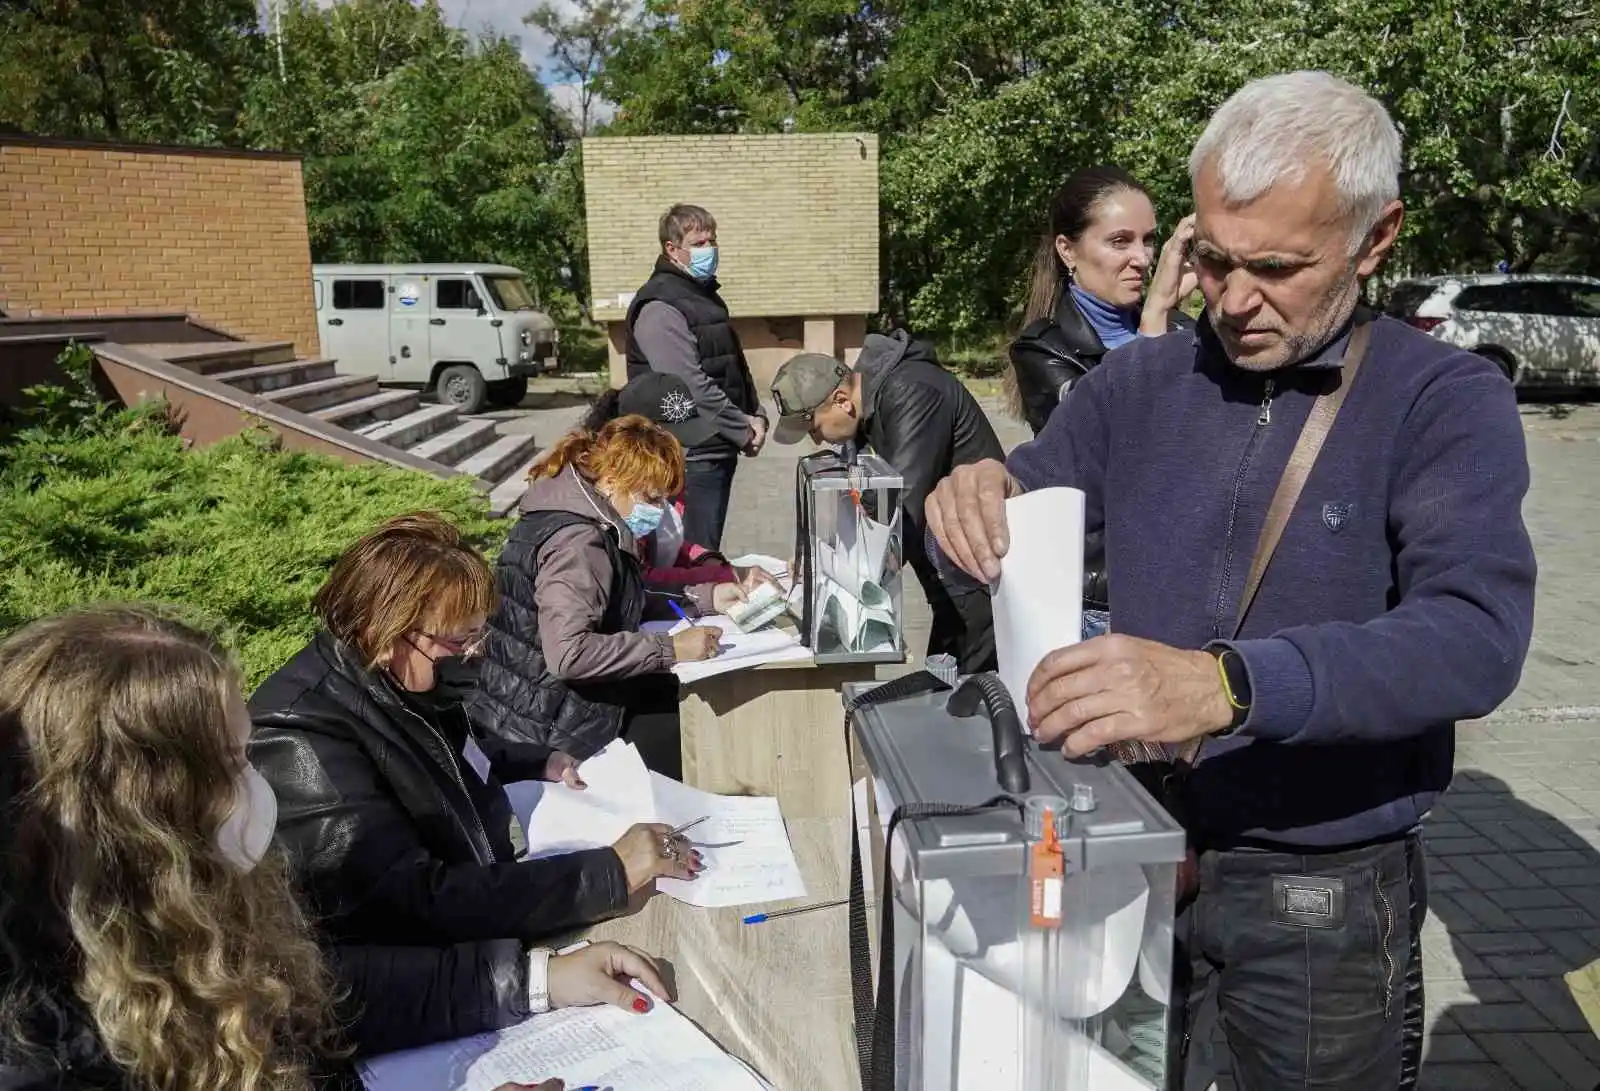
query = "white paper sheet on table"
xmin=993 ymin=486 xmax=1086 ymax=714
xmin=643 ymin=615 xmax=810 ymax=682
xmin=358 ymin=979 xmax=771 ymax=1091
xmin=509 ymin=741 xmax=807 ymax=908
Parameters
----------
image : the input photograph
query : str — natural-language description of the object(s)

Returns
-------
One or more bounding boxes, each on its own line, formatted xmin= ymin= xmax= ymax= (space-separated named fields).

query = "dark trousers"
xmin=920 ymin=564 xmax=997 ymax=674
xmin=1171 ymin=831 xmax=1427 ymax=1091
xmin=620 ymin=673 xmax=682 ymax=781
xmin=681 ymin=456 xmax=737 ymax=551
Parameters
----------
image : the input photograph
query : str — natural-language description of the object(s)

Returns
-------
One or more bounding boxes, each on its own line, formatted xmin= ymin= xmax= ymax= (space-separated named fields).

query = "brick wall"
xmin=584 ymin=134 xmax=879 ymax=323
xmin=0 ymin=138 xmax=318 ymax=356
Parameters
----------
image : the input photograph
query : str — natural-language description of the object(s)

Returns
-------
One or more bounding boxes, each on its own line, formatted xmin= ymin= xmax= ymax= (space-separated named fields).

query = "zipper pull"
xmin=1258 ymin=379 xmax=1275 ymax=425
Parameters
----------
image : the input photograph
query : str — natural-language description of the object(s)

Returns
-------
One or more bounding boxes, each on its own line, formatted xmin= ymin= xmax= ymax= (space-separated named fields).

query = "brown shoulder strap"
xmin=1160 ymin=315 xmax=1374 ymax=768
xmin=1230 ymin=315 xmax=1374 ymax=640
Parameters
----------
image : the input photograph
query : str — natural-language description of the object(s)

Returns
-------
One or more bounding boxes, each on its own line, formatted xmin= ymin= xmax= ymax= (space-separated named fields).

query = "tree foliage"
xmin=0 ymin=0 xmax=1595 ymax=340
xmin=1 ymin=0 xmax=591 ymax=322
xmin=596 ymin=0 xmax=1600 ymax=335
xmin=0 ymin=351 xmax=506 ymax=686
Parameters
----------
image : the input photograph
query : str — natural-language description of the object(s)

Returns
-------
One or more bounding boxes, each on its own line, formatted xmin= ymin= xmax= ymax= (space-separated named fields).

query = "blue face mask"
xmin=623 ymin=501 xmax=665 ymax=537
xmin=686 ymin=245 xmax=718 ymax=281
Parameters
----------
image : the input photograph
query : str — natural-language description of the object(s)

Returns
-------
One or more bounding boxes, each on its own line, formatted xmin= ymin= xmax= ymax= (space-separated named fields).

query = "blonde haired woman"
xmin=0 ymin=605 xmax=341 ymax=1091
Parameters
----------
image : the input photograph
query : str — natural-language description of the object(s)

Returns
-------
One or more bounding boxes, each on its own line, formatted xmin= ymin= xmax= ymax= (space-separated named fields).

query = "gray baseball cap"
xmin=770 ymin=352 xmax=850 ymax=445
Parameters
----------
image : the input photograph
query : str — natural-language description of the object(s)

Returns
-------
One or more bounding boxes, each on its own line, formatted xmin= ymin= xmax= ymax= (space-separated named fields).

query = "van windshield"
xmin=484 ymin=275 xmax=539 ymax=311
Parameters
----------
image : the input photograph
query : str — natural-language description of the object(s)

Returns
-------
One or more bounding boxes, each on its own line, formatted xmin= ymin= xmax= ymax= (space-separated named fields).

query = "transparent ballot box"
xmin=848 ymin=677 xmax=1184 ymax=1091
xmin=793 ymin=450 xmax=905 ymax=664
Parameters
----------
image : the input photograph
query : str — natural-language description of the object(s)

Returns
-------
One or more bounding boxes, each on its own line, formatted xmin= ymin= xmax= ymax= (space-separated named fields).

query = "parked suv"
xmin=1383 ymin=273 xmax=1600 ymax=390
xmin=312 ymin=264 xmax=559 ymax=413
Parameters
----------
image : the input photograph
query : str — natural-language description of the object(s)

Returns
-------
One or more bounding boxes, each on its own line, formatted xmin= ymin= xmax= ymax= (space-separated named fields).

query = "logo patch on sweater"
xmin=1322 ymin=502 xmax=1352 ymax=533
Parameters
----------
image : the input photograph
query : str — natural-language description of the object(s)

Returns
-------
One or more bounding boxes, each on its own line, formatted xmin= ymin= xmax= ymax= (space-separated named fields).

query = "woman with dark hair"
xmin=1008 ymin=166 xmax=1197 ymax=624
xmin=1008 ymin=165 xmax=1197 ymax=437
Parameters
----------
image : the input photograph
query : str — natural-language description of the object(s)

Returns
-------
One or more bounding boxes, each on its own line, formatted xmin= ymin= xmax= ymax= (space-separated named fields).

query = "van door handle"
xmin=430 ymin=318 xmax=446 ymax=326
xmin=327 ymin=318 xmax=344 ymax=326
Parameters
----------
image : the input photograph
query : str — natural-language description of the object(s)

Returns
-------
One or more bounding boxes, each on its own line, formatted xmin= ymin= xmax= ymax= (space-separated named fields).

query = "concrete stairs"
xmin=142 ymin=340 xmax=538 ymax=516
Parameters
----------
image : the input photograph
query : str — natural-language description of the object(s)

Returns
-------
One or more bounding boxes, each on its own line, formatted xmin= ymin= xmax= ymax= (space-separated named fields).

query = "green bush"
xmin=0 ymin=358 xmax=508 ymax=688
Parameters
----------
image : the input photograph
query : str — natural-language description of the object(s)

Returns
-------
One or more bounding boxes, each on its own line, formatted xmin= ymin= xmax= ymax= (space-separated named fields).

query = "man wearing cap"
xmin=770 ymin=330 xmax=1005 ymax=671
xmin=624 ymin=203 xmax=766 ymax=551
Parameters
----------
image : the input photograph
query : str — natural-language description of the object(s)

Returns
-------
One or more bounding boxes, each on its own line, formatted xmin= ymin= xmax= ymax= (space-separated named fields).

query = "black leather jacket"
xmin=248 ymin=633 xmax=630 ymax=1056
xmin=1008 ymin=290 xmax=1194 ymax=611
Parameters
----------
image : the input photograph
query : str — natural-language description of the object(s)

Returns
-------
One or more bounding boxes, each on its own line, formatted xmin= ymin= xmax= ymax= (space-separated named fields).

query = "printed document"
xmin=507 ymin=742 xmax=807 ymax=908
xmin=359 ymin=980 xmax=770 ymax=1091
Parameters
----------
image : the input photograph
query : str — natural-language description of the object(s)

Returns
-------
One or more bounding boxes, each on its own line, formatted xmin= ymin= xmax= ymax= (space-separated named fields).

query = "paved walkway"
xmin=509 ymin=390 xmax=1600 ymax=1087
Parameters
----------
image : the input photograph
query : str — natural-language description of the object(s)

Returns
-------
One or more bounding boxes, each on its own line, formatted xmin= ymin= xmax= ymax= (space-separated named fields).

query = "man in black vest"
xmin=624 ymin=204 xmax=766 ymax=550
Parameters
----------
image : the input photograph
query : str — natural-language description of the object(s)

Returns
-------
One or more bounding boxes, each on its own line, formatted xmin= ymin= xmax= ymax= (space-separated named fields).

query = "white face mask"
xmin=216 ymin=765 xmax=278 ymax=872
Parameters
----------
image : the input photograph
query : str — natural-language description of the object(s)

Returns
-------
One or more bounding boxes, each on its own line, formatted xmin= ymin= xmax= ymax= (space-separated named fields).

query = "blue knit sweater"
xmin=1006 ymin=315 xmax=1537 ymax=847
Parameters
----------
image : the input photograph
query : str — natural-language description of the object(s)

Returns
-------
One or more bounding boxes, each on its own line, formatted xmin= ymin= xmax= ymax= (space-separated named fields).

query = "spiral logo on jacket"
xmin=660 ymin=390 xmax=696 ymax=423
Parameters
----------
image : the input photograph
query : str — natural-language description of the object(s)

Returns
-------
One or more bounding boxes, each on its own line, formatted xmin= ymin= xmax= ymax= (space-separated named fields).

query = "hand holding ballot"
xmin=1026 ymin=632 xmax=1237 ymax=756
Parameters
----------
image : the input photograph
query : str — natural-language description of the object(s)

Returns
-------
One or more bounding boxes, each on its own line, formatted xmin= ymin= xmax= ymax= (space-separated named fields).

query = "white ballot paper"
xmin=643 ymin=615 xmax=809 ymax=683
xmin=359 ymin=980 xmax=771 ymax=1091
xmin=993 ymin=486 xmax=1086 ymax=714
xmin=509 ymin=742 xmax=807 ymax=908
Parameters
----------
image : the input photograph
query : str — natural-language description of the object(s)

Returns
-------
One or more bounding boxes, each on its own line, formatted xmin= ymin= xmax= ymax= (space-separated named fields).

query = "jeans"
xmin=1171 ymin=831 xmax=1427 ymax=1090
xmin=1083 ymin=609 xmax=1111 ymax=639
xmin=681 ymin=457 xmax=737 ymax=551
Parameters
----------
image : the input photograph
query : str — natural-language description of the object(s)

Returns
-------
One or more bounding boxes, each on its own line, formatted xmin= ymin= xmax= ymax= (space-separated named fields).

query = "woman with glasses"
xmin=249 ymin=513 xmax=698 ymax=1057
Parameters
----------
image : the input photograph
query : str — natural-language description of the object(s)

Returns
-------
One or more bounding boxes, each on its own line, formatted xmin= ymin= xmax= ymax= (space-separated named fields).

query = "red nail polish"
xmin=632 ymin=997 xmax=649 ymax=1013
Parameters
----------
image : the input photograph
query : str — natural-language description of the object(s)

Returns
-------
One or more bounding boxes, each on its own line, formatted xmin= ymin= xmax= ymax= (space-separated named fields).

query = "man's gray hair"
xmin=1190 ymin=71 xmax=1402 ymax=252
xmin=659 ymin=203 xmax=716 ymax=248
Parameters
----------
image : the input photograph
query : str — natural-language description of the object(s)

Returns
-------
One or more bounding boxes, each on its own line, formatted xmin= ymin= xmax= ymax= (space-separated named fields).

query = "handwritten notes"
xmin=510 ymin=742 xmax=807 ymax=909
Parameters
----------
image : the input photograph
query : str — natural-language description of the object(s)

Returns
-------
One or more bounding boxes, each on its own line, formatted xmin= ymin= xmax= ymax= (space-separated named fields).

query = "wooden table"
xmin=587 ymin=658 xmax=878 ymax=1090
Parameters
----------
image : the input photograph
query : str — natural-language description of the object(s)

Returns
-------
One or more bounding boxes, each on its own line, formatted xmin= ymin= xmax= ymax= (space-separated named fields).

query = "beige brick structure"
xmin=583 ymin=133 xmax=879 ymax=391
xmin=0 ymin=136 xmax=317 ymax=356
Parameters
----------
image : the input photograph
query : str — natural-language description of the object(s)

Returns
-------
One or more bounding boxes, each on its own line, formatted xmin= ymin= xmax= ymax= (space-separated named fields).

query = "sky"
xmin=425 ymin=0 xmax=615 ymax=126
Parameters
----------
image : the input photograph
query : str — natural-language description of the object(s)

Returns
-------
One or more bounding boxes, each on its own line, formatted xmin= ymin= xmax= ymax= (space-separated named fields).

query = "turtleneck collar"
xmin=1070 ymin=282 xmax=1141 ymax=351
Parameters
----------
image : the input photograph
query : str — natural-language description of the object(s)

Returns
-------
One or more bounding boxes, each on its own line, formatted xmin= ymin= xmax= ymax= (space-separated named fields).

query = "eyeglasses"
xmin=418 ymin=627 xmax=487 ymax=658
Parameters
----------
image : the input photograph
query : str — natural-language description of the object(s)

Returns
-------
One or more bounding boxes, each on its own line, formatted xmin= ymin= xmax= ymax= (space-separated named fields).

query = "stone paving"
xmin=507 ymin=388 xmax=1600 ymax=1087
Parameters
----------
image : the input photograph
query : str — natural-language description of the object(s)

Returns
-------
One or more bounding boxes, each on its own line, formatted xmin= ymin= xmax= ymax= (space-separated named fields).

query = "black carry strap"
xmin=843 ymin=673 xmax=1023 ymax=1091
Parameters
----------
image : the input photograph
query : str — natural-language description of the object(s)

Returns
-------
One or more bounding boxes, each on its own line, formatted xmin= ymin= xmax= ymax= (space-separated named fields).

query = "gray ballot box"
xmin=794 ymin=449 xmax=906 ymax=665
xmin=848 ymin=675 xmax=1185 ymax=1090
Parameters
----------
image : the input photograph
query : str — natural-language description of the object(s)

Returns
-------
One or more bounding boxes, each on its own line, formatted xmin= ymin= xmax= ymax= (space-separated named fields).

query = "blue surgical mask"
xmin=687 ymin=245 xmax=718 ymax=281
xmin=624 ymin=501 xmax=665 ymax=537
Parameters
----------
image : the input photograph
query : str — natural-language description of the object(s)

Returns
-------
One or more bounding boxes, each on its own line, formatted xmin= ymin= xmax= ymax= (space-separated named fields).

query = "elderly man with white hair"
xmin=927 ymin=72 xmax=1536 ymax=1088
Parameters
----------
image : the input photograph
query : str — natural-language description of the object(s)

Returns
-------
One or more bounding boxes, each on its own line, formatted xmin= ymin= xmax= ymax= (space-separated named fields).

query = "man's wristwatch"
xmin=1209 ymin=646 xmax=1251 ymax=736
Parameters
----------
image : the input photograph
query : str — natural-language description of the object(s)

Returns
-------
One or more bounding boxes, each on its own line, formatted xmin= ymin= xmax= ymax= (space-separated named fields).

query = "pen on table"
xmin=742 ymin=898 xmax=850 ymax=925
xmin=667 ymin=599 xmax=693 ymax=627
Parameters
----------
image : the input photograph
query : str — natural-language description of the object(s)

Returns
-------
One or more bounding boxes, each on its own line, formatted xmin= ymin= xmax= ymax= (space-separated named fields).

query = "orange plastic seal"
xmin=1029 ymin=807 xmax=1064 ymax=929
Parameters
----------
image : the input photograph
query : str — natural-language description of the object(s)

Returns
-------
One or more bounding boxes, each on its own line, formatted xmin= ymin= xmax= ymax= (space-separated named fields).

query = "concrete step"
xmin=453 ymin=430 xmax=541 ymax=488
xmin=358 ymin=403 xmax=460 ymax=449
xmin=261 ymin=373 xmax=379 ymax=413
xmin=313 ymin=388 xmax=419 ymax=428
xmin=144 ymin=340 xmax=298 ymax=373
xmin=488 ymin=452 xmax=542 ymax=517
xmin=212 ymin=357 xmax=337 ymax=394
xmin=407 ymin=417 xmax=501 ymax=466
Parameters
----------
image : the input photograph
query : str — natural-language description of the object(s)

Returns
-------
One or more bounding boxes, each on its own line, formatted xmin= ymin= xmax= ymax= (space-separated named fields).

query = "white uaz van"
xmin=311 ymin=263 xmax=559 ymax=413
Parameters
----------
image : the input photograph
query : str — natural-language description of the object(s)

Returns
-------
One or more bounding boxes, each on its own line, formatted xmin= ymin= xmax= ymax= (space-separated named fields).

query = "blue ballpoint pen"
xmin=667 ymin=600 xmax=693 ymax=626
